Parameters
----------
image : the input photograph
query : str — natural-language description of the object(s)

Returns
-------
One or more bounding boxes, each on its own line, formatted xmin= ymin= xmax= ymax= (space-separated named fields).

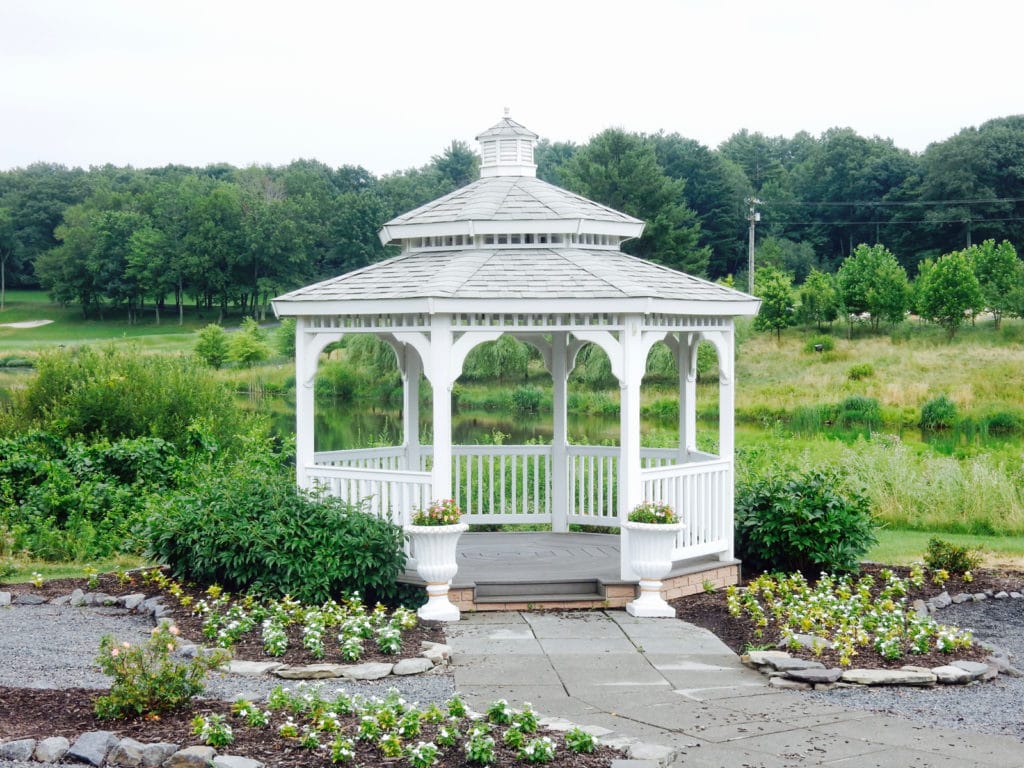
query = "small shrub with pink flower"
xmin=94 ymin=622 xmax=229 ymax=718
xmin=411 ymin=498 xmax=463 ymax=526
xmin=627 ymin=501 xmax=677 ymax=525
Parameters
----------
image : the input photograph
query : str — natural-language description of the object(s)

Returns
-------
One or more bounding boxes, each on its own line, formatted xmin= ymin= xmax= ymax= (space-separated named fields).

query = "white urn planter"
xmin=405 ymin=523 xmax=469 ymax=622
xmin=622 ymin=519 xmax=685 ymax=618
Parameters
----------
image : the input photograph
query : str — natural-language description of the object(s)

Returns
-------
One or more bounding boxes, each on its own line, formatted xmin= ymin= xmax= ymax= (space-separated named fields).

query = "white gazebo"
xmin=272 ymin=115 xmax=759 ymax=608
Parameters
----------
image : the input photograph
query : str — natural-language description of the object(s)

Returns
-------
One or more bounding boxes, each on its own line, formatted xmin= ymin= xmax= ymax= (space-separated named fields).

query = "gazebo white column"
xmin=402 ymin=347 xmax=422 ymax=471
xmin=715 ymin=328 xmax=736 ymax=560
xmin=550 ymin=331 xmax=569 ymax=532
xmin=294 ymin=317 xmax=316 ymax=488
xmin=618 ymin=315 xmax=646 ymax=580
xmin=428 ymin=315 xmax=454 ymax=501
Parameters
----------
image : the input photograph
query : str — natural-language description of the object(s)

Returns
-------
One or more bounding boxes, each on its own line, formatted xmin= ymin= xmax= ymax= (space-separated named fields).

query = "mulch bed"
xmin=671 ymin=563 xmax=1024 ymax=670
xmin=0 ymin=571 xmax=621 ymax=768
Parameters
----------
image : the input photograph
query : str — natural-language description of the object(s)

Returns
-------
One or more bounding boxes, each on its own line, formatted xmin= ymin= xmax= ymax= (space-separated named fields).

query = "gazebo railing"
xmin=309 ymin=444 xmax=731 ymax=561
xmin=641 ymin=457 xmax=732 ymax=560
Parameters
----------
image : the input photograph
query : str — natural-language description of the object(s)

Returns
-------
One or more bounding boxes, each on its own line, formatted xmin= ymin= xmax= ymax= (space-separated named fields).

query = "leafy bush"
xmin=735 ymin=468 xmax=877 ymax=575
xmin=804 ymin=335 xmax=835 ymax=354
xmin=145 ymin=450 xmax=407 ymax=604
xmin=982 ymin=409 xmax=1022 ymax=435
xmin=227 ymin=318 xmax=271 ymax=366
xmin=920 ymin=395 xmax=957 ymax=430
xmin=275 ymin=317 xmax=297 ymax=358
xmin=510 ymin=385 xmax=542 ymax=414
xmin=923 ymin=538 xmax=981 ymax=574
xmin=837 ymin=395 xmax=881 ymax=428
xmin=95 ymin=623 xmax=229 ymax=718
xmin=847 ymin=363 xmax=874 ymax=381
xmin=0 ymin=431 xmax=181 ymax=560
xmin=195 ymin=324 xmax=229 ymax=369
xmin=17 ymin=346 xmax=255 ymax=455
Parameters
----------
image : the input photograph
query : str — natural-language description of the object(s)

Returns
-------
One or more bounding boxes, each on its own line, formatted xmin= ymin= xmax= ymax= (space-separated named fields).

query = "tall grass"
xmin=841 ymin=438 xmax=1024 ymax=535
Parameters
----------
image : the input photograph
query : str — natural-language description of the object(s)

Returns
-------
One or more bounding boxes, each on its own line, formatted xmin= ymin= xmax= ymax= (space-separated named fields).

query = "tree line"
xmin=1 ymin=115 xmax=1023 ymax=320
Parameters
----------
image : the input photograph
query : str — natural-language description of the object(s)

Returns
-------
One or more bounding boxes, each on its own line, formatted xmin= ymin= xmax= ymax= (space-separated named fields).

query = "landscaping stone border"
xmin=741 ymin=587 xmax=1023 ymax=690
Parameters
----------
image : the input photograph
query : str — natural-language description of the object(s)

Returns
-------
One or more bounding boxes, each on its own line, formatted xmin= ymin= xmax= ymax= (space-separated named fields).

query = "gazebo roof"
xmin=273 ymin=247 xmax=758 ymax=316
xmin=272 ymin=114 xmax=759 ymax=319
xmin=379 ymin=175 xmax=643 ymax=245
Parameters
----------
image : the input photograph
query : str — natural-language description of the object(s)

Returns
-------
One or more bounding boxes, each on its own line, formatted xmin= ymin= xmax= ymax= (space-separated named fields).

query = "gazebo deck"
xmin=399 ymin=531 xmax=740 ymax=612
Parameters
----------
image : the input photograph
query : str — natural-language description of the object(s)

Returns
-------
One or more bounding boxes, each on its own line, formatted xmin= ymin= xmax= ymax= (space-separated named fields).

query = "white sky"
xmin=2 ymin=0 xmax=1021 ymax=175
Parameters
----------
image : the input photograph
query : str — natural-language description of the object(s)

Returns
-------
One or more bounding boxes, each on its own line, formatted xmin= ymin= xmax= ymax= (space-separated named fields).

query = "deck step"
xmin=473 ymin=579 xmax=603 ymax=603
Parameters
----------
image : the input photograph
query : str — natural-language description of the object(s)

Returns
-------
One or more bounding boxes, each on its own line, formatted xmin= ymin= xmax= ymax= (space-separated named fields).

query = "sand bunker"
xmin=0 ymin=319 xmax=54 ymax=329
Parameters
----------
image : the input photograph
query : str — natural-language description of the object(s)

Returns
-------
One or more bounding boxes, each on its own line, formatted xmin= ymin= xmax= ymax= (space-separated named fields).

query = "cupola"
xmin=476 ymin=109 xmax=538 ymax=177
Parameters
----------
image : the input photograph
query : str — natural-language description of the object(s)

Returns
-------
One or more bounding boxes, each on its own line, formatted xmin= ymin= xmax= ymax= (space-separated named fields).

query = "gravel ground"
xmin=807 ymin=597 xmax=1024 ymax=741
xmin=0 ymin=603 xmax=456 ymax=767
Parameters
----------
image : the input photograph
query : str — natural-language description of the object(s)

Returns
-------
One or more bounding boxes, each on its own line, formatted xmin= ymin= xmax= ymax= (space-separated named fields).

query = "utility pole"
xmin=747 ymin=198 xmax=761 ymax=294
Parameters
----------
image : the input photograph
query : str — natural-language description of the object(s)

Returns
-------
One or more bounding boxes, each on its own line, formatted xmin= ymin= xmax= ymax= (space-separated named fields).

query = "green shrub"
xmin=511 ymin=386 xmax=543 ymax=414
xmin=735 ymin=468 xmax=877 ymax=575
xmin=923 ymin=537 xmax=981 ymax=574
xmin=920 ymin=395 xmax=957 ymax=430
xmin=847 ymin=363 xmax=874 ymax=381
xmin=804 ymin=335 xmax=835 ymax=354
xmin=94 ymin=622 xmax=229 ymax=719
xmin=144 ymin=453 xmax=407 ymax=604
xmin=275 ymin=318 xmax=297 ymax=358
xmin=316 ymin=361 xmax=359 ymax=400
xmin=837 ymin=395 xmax=881 ymax=428
xmin=642 ymin=397 xmax=679 ymax=422
xmin=195 ymin=324 xmax=229 ymax=369
xmin=18 ymin=346 xmax=255 ymax=456
xmin=982 ymin=409 xmax=1022 ymax=435
xmin=227 ymin=318 xmax=271 ymax=367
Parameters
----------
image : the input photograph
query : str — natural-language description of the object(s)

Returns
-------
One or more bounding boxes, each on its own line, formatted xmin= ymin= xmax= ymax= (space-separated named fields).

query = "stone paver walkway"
xmin=445 ymin=611 xmax=1024 ymax=767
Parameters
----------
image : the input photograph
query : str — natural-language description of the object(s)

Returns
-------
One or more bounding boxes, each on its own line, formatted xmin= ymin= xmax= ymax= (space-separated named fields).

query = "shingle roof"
xmin=475 ymin=116 xmax=538 ymax=141
xmin=275 ymin=248 xmax=746 ymax=303
xmin=383 ymin=176 xmax=641 ymax=231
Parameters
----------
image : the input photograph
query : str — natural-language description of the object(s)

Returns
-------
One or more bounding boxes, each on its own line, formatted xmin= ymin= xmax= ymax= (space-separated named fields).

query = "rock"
xmin=84 ymin=591 xmax=117 ymax=606
xmin=928 ymin=591 xmax=952 ymax=610
xmin=0 ymin=591 xmax=10 ymax=606
xmin=0 ymin=739 xmax=36 ymax=761
xmin=951 ymin=660 xmax=992 ymax=680
xmin=951 ymin=593 xmax=972 ymax=604
xmin=985 ymin=655 xmax=1024 ymax=678
xmin=1010 ymin=592 xmax=1023 ymax=599
xmin=777 ymin=633 xmax=833 ymax=651
xmin=930 ymin=665 xmax=973 ymax=684
xmin=537 ymin=717 xmax=575 ymax=732
xmin=972 ymin=592 xmax=988 ymax=602
xmin=342 ymin=662 xmax=394 ymax=680
xmin=49 ymin=594 xmax=72 ymax=606
xmin=274 ymin=663 xmax=350 ymax=679
xmin=108 ymin=737 xmax=147 ymax=766
xmin=840 ymin=668 xmax=936 ymax=686
xmin=213 ymin=756 xmax=266 ymax=768
xmin=393 ymin=657 xmax=434 ymax=675
xmin=911 ymin=599 xmax=929 ymax=617
xmin=420 ymin=641 xmax=452 ymax=663
xmin=140 ymin=596 xmax=164 ymax=615
xmin=178 ymin=644 xmax=201 ymax=658
xmin=764 ymin=656 xmax=825 ymax=672
xmin=768 ymin=676 xmax=811 ymax=690
xmin=33 ymin=736 xmax=70 ymax=763
xmin=993 ymin=591 xmax=1009 ymax=599
xmin=228 ymin=660 xmax=284 ymax=676
xmin=784 ymin=667 xmax=843 ymax=684
xmin=163 ymin=745 xmax=216 ymax=768
xmin=69 ymin=588 xmax=87 ymax=606
xmin=67 ymin=730 xmax=119 ymax=766
xmin=741 ymin=650 xmax=791 ymax=667
xmin=12 ymin=593 xmax=46 ymax=605
xmin=140 ymin=742 xmax=179 ymax=767
xmin=121 ymin=593 xmax=147 ymax=610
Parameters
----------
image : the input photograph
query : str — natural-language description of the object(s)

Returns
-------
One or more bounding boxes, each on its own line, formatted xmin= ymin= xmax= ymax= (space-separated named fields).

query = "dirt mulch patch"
xmin=1 ymin=571 xmax=624 ymax=767
xmin=672 ymin=564 xmax=1024 ymax=670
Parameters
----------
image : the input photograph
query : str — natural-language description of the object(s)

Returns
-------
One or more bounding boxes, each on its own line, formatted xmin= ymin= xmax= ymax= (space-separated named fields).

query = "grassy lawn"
xmin=0 ymin=555 xmax=150 ymax=585
xmin=869 ymin=529 xmax=1024 ymax=569
xmin=0 ymin=291 xmax=265 ymax=355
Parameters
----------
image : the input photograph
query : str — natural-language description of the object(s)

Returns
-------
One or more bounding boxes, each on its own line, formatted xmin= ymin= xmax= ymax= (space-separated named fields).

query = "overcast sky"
xmin=2 ymin=0 xmax=1021 ymax=176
